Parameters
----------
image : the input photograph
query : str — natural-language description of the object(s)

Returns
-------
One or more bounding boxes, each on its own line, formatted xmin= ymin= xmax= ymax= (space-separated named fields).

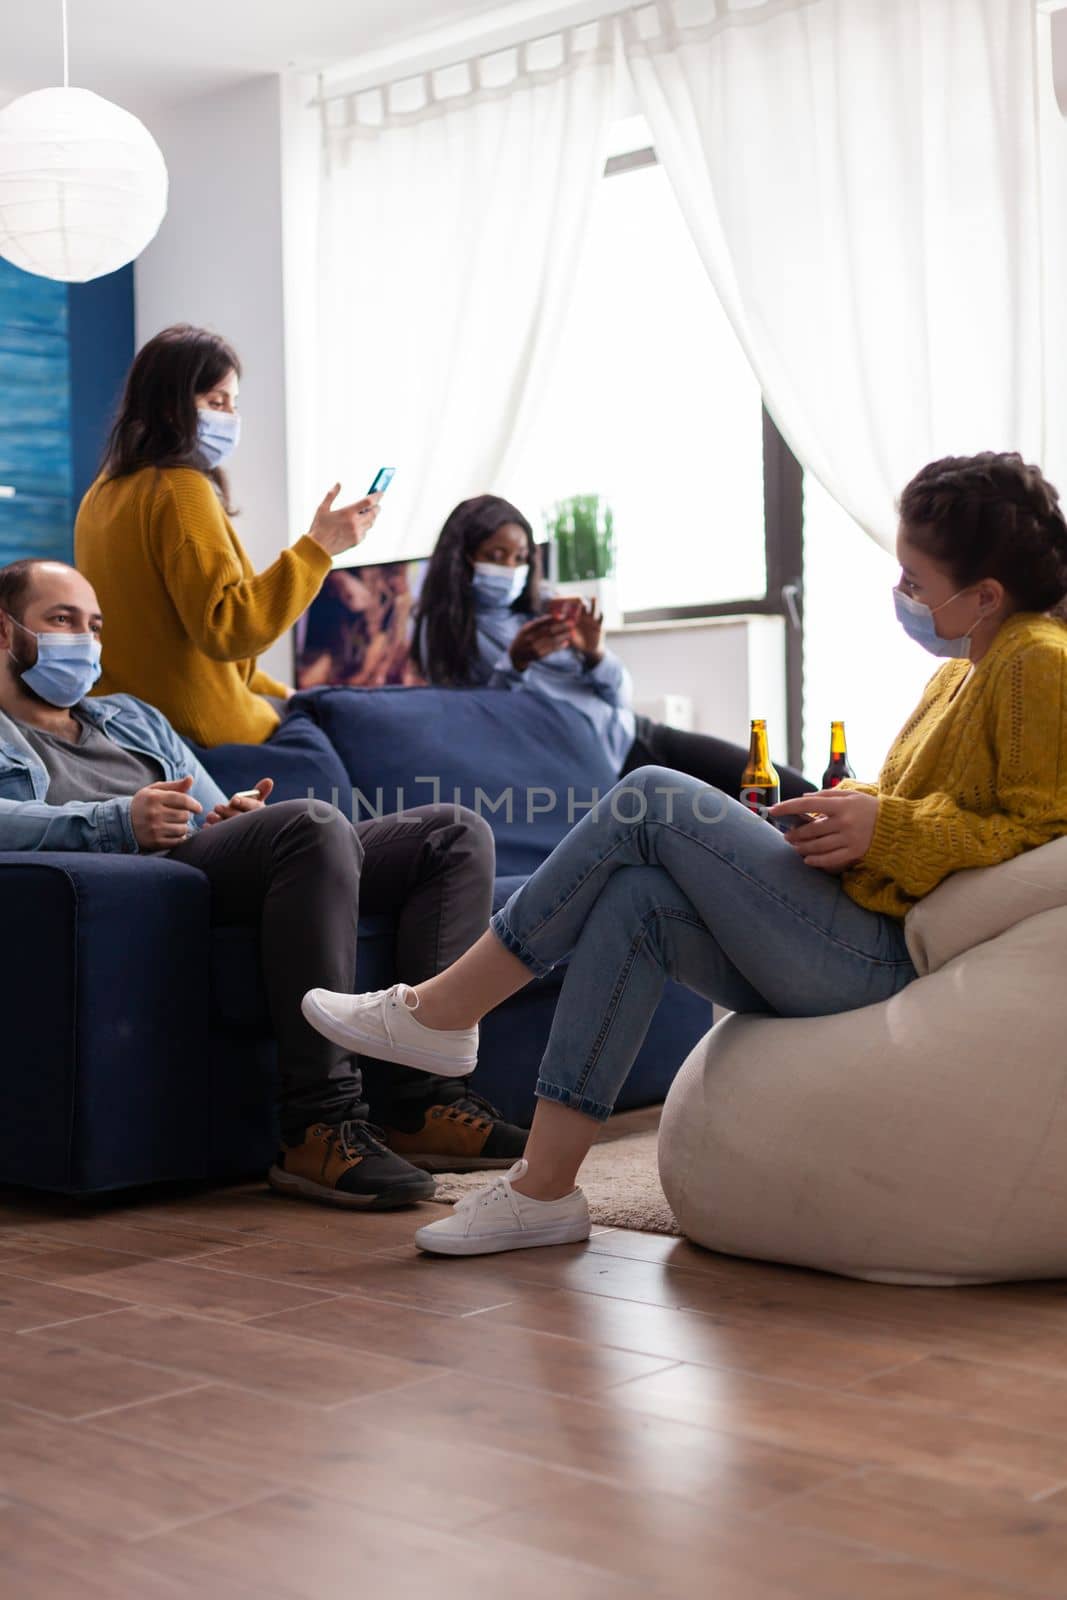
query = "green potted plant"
xmin=544 ymin=494 xmax=620 ymax=625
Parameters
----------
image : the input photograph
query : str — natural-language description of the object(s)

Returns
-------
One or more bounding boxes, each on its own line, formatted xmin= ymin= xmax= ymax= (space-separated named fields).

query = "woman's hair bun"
xmin=899 ymin=451 xmax=1067 ymax=615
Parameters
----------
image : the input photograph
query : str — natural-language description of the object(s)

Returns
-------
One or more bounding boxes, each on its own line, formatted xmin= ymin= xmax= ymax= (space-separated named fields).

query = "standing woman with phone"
xmin=75 ymin=325 xmax=382 ymax=747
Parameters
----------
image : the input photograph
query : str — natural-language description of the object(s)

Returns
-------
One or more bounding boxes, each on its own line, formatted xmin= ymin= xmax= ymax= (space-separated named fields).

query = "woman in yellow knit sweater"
xmin=301 ymin=452 xmax=1067 ymax=1257
xmin=75 ymin=325 xmax=379 ymax=746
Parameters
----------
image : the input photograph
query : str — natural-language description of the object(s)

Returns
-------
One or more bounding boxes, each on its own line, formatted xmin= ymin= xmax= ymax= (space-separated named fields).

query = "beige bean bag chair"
xmin=658 ymin=836 xmax=1067 ymax=1285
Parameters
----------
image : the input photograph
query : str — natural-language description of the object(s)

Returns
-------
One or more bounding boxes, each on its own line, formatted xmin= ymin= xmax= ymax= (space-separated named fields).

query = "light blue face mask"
xmin=196 ymin=408 xmax=241 ymax=470
xmin=471 ymin=562 xmax=529 ymax=608
xmin=893 ymin=585 xmax=986 ymax=660
xmin=7 ymin=616 xmax=102 ymax=707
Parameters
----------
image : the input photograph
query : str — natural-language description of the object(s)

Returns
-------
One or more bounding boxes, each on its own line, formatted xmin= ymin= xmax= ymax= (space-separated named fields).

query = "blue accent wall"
xmin=0 ymin=263 xmax=71 ymax=565
xmin=0 ymin=258 xmax=135 ymax=567
xmin=69 ymin=266 xmax=136 ymax=508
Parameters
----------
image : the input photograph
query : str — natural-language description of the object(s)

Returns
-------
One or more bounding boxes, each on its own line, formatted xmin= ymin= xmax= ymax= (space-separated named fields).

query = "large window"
xmin=515 ymin=117 xmax=932 ymax=781
xmin=508 ymin=121 xmax=768 ymax=616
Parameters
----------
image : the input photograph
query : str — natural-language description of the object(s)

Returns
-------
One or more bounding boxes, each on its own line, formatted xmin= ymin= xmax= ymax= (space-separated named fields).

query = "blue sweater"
xmin=460 ymin=600 xmax=637 ymax=774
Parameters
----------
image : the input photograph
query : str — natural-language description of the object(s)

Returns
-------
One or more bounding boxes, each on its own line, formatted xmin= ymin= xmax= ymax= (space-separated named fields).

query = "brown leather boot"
xmin=269 ymin=1121 xmax=435 ymax=1209
xmin=384 ymin=1094 xmax=528 ymax=1173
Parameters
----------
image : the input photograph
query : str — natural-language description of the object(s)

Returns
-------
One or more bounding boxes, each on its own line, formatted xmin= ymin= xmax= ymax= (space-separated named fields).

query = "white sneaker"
xmin=415 ymin=1160 xmax=591 ymax=1256
xmin=301 ymin=984 xmax=478 ymax=1077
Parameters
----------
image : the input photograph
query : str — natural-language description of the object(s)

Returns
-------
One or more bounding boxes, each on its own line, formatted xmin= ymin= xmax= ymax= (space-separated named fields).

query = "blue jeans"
xmin=490 ymin=767 xmax=917 ymax=1121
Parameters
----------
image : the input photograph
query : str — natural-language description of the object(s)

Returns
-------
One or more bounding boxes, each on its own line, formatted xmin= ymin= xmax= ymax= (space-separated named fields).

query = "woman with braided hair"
xmin=305 ymin=451 xmax=1067 ymax=1258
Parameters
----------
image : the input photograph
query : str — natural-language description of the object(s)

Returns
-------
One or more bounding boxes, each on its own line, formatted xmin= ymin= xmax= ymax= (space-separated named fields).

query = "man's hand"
xmin=770 ymin=789 xmax=879 ymax=873
xmin=131 ymin=776 xmax=203 ymax=852
xmin=509 ymin=615 xmax=574 ymax=672
xmin=308 ymin=485 xmax=381 ymax=558
xmin=204 ymin=777 xmax=274 ymax=827
xmin=571 ymin=598 xmax=605 ymax=665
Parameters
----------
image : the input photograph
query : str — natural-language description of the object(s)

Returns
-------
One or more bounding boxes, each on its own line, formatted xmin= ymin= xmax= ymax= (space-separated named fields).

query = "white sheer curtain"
xmin=620 ymin=0 xmax=1063 ymax=552
xmin=316 ymin=23 xmax=616 ymax=561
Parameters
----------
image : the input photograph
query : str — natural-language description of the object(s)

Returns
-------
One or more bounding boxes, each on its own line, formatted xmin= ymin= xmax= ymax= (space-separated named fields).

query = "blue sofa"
xmin=0 ymin=687 xmax=712 ymax=1194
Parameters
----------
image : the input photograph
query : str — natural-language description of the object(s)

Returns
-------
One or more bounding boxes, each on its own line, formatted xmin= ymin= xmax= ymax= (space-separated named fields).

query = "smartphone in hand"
xmin=547 ymin=597 xmax=583 ymax=639
xmin=754 ymin=802 xmax=817 ymax=834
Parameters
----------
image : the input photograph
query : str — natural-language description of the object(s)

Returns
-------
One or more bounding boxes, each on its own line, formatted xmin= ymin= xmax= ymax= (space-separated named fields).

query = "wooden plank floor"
xmin=4 ymin=1150 xmax=1067 ymax=1598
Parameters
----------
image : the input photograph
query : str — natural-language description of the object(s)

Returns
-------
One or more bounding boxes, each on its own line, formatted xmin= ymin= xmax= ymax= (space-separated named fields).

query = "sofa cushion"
xmin=293 ymin=686 xmax=618 ymax=877
xmin=190 ymin=709 xmax=351 ymax=807
xmin=492 ymin=874 xmax=527 ymax=914
xmin=905 ymin=834 xmax=1067 ymax=976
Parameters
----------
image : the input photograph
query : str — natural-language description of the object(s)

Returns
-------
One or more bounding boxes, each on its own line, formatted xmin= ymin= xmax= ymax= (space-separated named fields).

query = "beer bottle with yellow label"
xmin=740 ymin=719 xmax=780 ymax=813
xmin=821 ymin=720 xmax=855 ymax=789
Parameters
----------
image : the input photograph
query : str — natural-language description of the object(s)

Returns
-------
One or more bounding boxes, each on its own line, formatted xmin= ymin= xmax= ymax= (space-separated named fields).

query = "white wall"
xmin=279 ymin=73 xmax=325 ymax=567
xmin=135 ymin=75 xmax=295 ymax=683
xmin=608 ymin=615 xmax=790 ymax=771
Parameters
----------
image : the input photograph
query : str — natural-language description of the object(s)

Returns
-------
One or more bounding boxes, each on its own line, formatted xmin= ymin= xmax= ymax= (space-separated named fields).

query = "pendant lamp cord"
xmin=61 ymin=0 xmax=70 ymax=88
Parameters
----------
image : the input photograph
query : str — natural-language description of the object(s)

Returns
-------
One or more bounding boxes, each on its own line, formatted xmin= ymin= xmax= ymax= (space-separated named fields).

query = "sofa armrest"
xmin=0 ymin=853 xmax=214 ymax=1192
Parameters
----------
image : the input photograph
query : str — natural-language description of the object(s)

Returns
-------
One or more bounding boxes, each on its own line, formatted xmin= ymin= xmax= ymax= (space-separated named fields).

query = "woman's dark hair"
xmin=413 ymin=494 xmax=541 ymax=685
xmin=899 ymin=452 xmax=1067 ymax=617
xmin=98 ymin=324 xmax=242 ymax=514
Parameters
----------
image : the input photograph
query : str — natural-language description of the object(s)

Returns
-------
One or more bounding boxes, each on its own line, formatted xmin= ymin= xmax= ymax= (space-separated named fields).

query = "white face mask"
xmin=5 ymin=613 xmax=102 ymax=706
xmin=471 ymin=562 xmax=529 ymax=608
xmin=196 ymin=408 xmax=241 ymax=469
xmin=893 ymin=584 xmax=987 ymax=659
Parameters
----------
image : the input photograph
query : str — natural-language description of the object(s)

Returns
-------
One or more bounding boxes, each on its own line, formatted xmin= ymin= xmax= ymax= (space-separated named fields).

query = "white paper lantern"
xmin=0 ymin=87 xmax=168 ymax=283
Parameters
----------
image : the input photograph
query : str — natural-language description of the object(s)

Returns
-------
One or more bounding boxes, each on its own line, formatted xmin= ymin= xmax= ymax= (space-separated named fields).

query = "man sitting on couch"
xmin=0 ymin=558 xmax=525 ymax=1207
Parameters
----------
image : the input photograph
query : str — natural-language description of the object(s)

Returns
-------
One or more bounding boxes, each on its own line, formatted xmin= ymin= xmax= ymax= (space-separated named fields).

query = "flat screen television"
xmin=294 ymin=556 xmax=430 ymax=691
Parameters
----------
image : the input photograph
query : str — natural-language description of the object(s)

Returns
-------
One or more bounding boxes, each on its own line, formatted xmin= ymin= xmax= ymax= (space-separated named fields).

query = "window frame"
xmin=603 ymin=145 xmax=805 ymax=767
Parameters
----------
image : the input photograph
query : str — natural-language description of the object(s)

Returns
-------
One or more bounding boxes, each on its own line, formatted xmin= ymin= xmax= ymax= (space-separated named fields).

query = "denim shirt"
xmin=0 ymin=694 xmax=226 ymax=854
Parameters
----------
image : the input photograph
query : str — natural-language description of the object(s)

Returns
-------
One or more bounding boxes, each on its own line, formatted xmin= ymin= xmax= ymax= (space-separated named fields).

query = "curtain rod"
xmin=311 ymin=0 xmax=633 ymax=108
xmin=315 ymin=0 xmax=1062 ymax=107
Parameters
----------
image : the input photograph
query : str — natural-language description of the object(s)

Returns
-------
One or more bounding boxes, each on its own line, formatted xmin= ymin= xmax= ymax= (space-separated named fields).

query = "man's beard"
xmin=5 ymin=637 xmax=48 ymax=706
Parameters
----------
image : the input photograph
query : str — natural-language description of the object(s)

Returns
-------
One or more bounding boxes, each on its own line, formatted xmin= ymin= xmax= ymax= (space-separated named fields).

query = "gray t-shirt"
xmin=14 ymin=712 xmax=164 ymax=805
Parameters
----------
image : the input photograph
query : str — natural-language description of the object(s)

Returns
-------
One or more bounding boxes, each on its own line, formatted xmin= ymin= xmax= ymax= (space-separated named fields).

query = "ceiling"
xmin=0 ymin=0 xmax=511 ymax=118
xmin=8 ymin=2 xmax=1066 ymax=124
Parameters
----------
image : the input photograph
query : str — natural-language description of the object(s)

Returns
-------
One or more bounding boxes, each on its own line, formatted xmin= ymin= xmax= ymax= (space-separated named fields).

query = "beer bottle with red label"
xmin=822 ymin=720 xmax=855 ymax=788
xmin=740 ymin=719 xmax=780 ymax=813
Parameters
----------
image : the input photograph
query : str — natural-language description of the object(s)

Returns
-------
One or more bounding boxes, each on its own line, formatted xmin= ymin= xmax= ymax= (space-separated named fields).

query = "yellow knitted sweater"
xmin=75 ymin=466 xmax=332 ymax=746
xmin=842 ymin=612 xmax=1067 ymax=919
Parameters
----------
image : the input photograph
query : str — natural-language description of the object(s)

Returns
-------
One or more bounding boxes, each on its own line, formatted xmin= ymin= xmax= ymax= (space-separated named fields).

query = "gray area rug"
xmin=432 ymin=1128 xmax=681 ymax=1237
